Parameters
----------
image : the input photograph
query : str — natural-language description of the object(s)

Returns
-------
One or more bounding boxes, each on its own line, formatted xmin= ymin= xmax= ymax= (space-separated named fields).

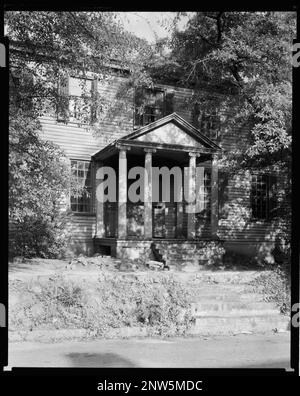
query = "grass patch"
xmin=9 ymin=273 xmax=194 ymax=337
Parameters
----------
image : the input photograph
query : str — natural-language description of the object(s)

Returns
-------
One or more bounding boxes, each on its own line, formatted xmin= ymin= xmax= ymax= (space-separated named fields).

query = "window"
xmin=134 ymin=87 xmax=164 ymax=127
xmin=200 ymin=109 xmax=220 ymax=140
xmin=196 ymin=168 xmax=211 ymax=219
xmin=193 ymin=103 xmax=220 ymax=140
xmin=251 ymin=174 xmax=277 ymax=220
xmin=70 ymin=160 xmax=93 ymax=213
xmin=184 ymin=167 xmax=211 ymax=219
xmin=69 ymin=77 xmax=92 ymax=124
xmin=57 ymin=74 xmax=98 ymax=124
xmin=134 ymin=87 xmax=174 ymax=127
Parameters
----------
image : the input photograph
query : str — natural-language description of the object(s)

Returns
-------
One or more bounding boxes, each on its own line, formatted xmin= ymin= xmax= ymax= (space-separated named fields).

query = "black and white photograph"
xmin=1 ymin=7 xmax=299 ymax=377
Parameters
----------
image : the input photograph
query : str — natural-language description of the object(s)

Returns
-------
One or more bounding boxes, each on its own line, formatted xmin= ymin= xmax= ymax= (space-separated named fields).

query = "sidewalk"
xmin=8 ymin=333 xmax=290 ymax=368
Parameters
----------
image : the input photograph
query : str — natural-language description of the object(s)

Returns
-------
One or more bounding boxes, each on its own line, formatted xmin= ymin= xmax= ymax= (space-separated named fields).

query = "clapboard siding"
xmin=217 ymin=170 xmax=289 ymax=243
xmin=35 ymin=72 xmax=289 ymax=255
xmin=39 ymin=117 xmax=104 ymax=159
xmin=65 ymin=215 xmax=96 ymax=240
xmin=39 ymin=78 xmax=195 ymax=159
xmin=38 ymin=77 xmax=199 ymax=251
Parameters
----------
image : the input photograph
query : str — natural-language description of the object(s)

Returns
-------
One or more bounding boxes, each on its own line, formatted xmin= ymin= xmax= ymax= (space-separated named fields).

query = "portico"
xmin=92 ymin=113 xmax=222 ymax=263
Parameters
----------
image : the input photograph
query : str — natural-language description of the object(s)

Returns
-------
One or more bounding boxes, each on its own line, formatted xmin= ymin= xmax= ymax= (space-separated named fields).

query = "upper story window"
xmin=193 ymin=103 xmax=220 ymax=140
xmin=250 ymin=174 xmax=277 ymax=220
xmin=57 ymin=74 xmax=98 ymax=125
xmin=70 ymin=160 xmax=93 ymax=213
xmin=69 ymin=77 xmax=92 ymax=124
xmin=134 ymin=87 xmax=174 ymax=128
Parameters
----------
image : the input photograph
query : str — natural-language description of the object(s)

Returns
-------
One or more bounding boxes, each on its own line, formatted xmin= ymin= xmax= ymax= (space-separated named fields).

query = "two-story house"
xmin=37 ymin=62 xmax=288 ymax=268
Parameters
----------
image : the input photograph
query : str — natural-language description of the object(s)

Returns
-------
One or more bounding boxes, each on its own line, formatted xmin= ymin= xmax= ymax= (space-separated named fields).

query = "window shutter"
xmin=165 ymin=91 xmax=174 ymax=116
xmin=134 ymin=87 xmax=144 ymax=127
xmin=57 ymin=72 xmax=69 ymax=122
xmin=192 ymin=102 xmax=201 ymax=128
xmin=268 ymin=175 xmax=278 ymax=219
xmin=91 ymin=76 xmax=98 ymax=124
xmin=196 ymin=166 xmax=205 ymax=214
xmin=218 ymin=171 xmax=229 ymax=219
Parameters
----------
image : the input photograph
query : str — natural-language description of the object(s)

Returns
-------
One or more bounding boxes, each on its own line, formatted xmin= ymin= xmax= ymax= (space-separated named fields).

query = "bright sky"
xmin=116 ymin=12 xmax=194 ymax=44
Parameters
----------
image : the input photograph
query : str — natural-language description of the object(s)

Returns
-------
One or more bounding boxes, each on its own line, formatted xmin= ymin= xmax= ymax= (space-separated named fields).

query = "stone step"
xmin=191 ymin=301 xmax=279 ymax=315
xmin=156 ymin=246 xmax=198 ymax=252
xmin=159 ymin=254 xmax=198 ymax=261
xmin=165 ymin=259 xmax=200 ymax=265
xmin=193 ymin=271 xmax=267 ymax=284
xmin=193 ymin=309 xmax=280 ymax=317
xmin=166 ymin=258 xmax=200 ymax=263
xmin=189 ymin=283 xmax=261 ymax=292
xmin=188 ymin=315 xmax=290 ymax=335
xmin=163 ymin=250 xmax=198 ymax=255
xmin=190 ymin=293 xmax=265 ymax=302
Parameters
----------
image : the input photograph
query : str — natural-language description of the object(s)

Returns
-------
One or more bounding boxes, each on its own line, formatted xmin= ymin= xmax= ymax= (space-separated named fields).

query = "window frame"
xmin=57 ymin=74 xmax=95 ymax=125
xmin=250 ymin=174 xmax=272 ymax=221
xmin=193 ymin=102 xmax=220 ymax=140
xmin=200 ymin=109 xmax=220 ymax=140
xmin=70 ymin=159 xmax=95 ymax=215
xmin=134 ymin=87 xmax=166 ymax=128
xmin=68 ymin=76 xmax=93 ymax=125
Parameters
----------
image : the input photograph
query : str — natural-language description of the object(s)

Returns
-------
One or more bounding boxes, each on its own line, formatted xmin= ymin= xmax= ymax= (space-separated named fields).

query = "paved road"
xmin=8 ymin=333 xmax=291 ymax=369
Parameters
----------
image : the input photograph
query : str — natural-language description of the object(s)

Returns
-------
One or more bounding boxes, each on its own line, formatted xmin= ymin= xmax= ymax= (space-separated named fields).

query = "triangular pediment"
xmin=92 ymin=113 xmax=221 ymax=161
xmin=122 ymin=113 xmax=221 ymax=150
xmin=135 ymin=122 xmax=204 ymax=147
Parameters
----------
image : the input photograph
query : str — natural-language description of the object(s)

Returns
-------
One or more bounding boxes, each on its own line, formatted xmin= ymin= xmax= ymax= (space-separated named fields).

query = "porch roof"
xmin=92 ymin=112 xmax=222 ymax=161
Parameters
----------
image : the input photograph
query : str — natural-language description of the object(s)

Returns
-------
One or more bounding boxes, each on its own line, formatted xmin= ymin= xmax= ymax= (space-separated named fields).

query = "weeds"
xmin=9 ymin=273 xmax=194 ymax=337
xmin=249 ymin=266 xmax=290 ymax=315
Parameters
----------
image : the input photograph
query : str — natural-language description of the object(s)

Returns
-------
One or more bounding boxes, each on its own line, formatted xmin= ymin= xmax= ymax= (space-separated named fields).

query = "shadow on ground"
xmin=66 ymin=352 xmax=138 ymax=367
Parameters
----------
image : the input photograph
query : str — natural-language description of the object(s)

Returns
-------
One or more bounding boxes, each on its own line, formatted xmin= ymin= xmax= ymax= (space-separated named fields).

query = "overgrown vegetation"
xmin=249 ymin=261 xmax=290 ymax=316
xmin=251 ymin=230 xmax=291 ymax=315
xmin=9 ymin=273 xmax=194 ymax=337
xmin=7 ymin=12 xmax=153 ymax=259
xmin=8 ymin=111 xmax=75 ymax=258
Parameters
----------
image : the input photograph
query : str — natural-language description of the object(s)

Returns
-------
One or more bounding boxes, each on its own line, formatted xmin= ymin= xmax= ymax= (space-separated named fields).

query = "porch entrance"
xmin=153 ymin=203 xmax=165 ymax=238
xmin=94 ymin=113 xmax=220 ymax=245
xmin=103 ymin=202 xmax=180 ymax=239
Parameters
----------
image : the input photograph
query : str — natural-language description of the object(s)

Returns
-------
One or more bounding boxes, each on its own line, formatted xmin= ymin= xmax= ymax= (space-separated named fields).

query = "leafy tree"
xmin=9 ymin=109 xmax=75 ymax=258
xmin=148 ymin=12 xmax=295 ymax=267
xmin=150 ymin=11 xmax=295 ymax=168
xmin=6 ymin=11 xmax=153 ymax=258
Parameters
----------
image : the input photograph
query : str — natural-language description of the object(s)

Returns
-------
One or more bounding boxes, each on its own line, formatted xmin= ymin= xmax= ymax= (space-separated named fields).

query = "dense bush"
xmin=9 ymin=111 xmax=81 ymax=259
xmin=9 ymin=273 xmax=194 ymax=337
xmin=9 ymin=213 xmax=71 ymax=259
xmin=249 ymin=265 xmax=290 ymax=315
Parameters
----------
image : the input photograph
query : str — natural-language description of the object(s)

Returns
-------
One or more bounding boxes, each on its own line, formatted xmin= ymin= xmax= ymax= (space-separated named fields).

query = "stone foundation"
xmin=153 ymin=240 xmax=225 ymax=270
xmin=94 ymin=238 xmax=225 ymax=269
xmin=115 ymin=240 xmax=153 ymax=261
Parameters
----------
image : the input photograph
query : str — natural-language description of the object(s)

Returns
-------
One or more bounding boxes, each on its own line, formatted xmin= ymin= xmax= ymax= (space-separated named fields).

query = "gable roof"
xmin=92 ymin=113 xmax=221 ymax=161
xmin=122 ymin=113 xmax=221 ymax=151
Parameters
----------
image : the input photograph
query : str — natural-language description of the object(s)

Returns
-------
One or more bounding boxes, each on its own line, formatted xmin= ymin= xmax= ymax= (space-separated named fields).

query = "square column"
xmin=117 ymin=145 xmax=130 ymax=239
xmin=95 ymin=161 xmax=105 ymax=237
xmin=211 ymin=154 xmax=219 ymax=238
xmin=144 ymin=148 xmax=156 ymax=239
xmin=187 ymin=152 xmax=200 ymax=239
xmin=176 ymin=168 xmax=184 ymax=238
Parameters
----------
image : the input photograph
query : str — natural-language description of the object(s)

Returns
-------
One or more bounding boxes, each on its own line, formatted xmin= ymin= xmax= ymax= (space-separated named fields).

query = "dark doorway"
xmin=153 ymin=203 xmax=165 ymax=238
